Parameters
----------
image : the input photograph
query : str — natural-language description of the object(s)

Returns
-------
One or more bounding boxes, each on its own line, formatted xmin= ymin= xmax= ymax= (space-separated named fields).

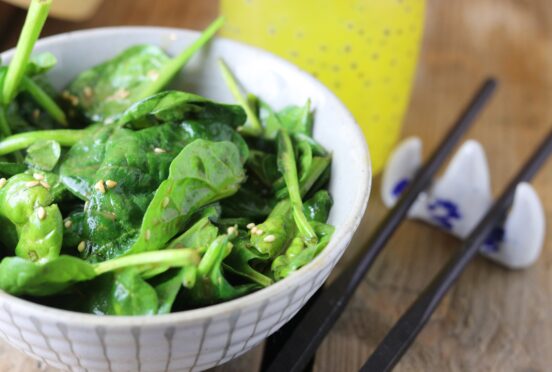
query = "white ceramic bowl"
xmin=0 ymin=27 xmax=371 ymax=372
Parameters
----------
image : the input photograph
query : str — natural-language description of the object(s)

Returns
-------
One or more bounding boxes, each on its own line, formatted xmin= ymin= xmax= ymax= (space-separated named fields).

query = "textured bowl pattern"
xmin=0 ymin=27 xmax=371 ymax=372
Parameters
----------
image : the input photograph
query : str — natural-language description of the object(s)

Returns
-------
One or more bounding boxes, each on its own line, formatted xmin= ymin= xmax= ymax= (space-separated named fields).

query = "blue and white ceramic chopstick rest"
xmin=381 ymin=137 xmax=546 ymax=269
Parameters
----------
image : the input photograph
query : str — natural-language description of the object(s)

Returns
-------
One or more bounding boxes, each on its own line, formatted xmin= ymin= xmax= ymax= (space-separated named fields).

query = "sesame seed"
xmin=251 ymin=226 xmax=258 ymax=234
xmin=105 ymin=180 xmax=118 ymax=189
xmin=255 ymin=229 xmax=264 ymax=235
xmin=107 ymin=89 xmax=129 ymax=101
xmin=95 ymin=180 xmax=106 ymax=194
xmin=162 ymin=197 xmax=170 ymax=208
xmin=263 ymin=234 xmax=276 ymax=243
xmin=77 ymin=241 xmax=86 ymax=253
xmin=61 ymin=90 xmax=71 ymax=99
xmin=154 ymin=147 xmax=167 ymax=154
xmin=37 ymin=207 xmax=47 ymax=220
xmin=40 ymin=181 xmax=50 ymax=189
xmin=26 ymin=181 xmax=40 ymax=188
xmin=0 ymin=178 xmax=7 ymax=189
xmin=64 ymin=219 xmax=73 ymax=229
xmin=33 ymin=173 xmax=44 ymax=180
xmin=28 ymin=250 xmax=38 ymax=261
xmin=70 ymin=95 xmax=79 ymax=106
xmin=83 ymin=86 xmax=93 ymax=98
xmin=145 ymin=229 xmax=151 ymax=241
xmin=147 ymin=70 xmax=159 ymax=81
xmin=227 ymin=226 xmax=236 ymax=235
xmin=246 ymin=223 xmax=256 ymax=229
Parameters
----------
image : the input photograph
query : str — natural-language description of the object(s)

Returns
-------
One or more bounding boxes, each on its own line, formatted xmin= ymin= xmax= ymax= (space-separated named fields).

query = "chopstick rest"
xmin=381 ymin=137 xmax=546 ymax=269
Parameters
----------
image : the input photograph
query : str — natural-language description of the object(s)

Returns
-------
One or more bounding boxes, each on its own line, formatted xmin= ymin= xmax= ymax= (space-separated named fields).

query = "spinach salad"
xmin=0 ymin=0 xmax=334 ymax=315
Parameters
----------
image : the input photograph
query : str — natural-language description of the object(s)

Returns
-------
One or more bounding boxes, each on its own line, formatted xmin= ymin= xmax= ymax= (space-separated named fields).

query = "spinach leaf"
xmin=25 ymin=139 xmax=60 ymax=171
xmin=223 ymin=235 xmax=272 ymax=287
xmin=303 ymin=190 xmax=333 ymax=223
xmin=271 ymin=192 xmax=334 ymax=280
xmin=65 ymin=45 xmax=171 ymax=123
xmin=166 ymin=216 xmax=218 ymax=252
xmin=274 ymin=100 xmax=313 ymax=136
xmin=249 ymin=200 xmax=295 ymax=258
xmin=272 ymin=222 xmax=334 ymax=280
xmin=127 ymin=139 xmax=245 ymax=256
xmin=62 ymin=210 xmax=84 ymax=251
xmin=65 ymin=17 xmax=225 ymax=124
xmin=119 ymin=90 xmax=246 ymax=130
xmin=261 ymin=100 xmax=313 ymax=139
xmin=81 ymin=268 xmax=159 ymax=316
xmin=150 ymin=268 xmax=196 ymax=314
xmin=0 ymin=255 xmax=96 ymax=296
xmin=0 ymin=173 xmax=63 ymax=261
xmin=0 ymin=162 xmax=27 ymax=177
xmin=247 ymin=150 xmax=279 ymax=187
xmin=186 ymin=234 xmax=258 ymax=307
xmin=220 ymin=183 xmax=274 ymax=219
xmin=0 ymin=247 xmax=199 ymax=298
xmin=58 ymin=125 xmax=114 ymax=200
xmin=79 ymin=130 xmax=244 ymax=261
xmin=25 ymin=52 xmax=56 ymax=76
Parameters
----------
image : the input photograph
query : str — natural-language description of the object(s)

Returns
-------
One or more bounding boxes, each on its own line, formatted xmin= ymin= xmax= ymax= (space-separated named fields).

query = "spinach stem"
xmin=21 ymin=76 xmax=68 ymax=126
xmin=2 ymin=0 xmax=52 ymax=104
xmin=0 ymin=129 xmax=85 ymax=156
xmin=276 ymin=156 xmax=331 ymax=199
xmin=0 ymin=106 xmax=11 ymax=138
xmin=138 ymin=16 xmax=225 ymax=99
xmin=218 ymin=58 xmax=263 ymax=136
xmin=94 ymin=249 xmax=200 ymax=276
xmin=277 ymin=130 xmax=318 ymax=243
xmin=198 ymin=236 xmax=229 ymax=276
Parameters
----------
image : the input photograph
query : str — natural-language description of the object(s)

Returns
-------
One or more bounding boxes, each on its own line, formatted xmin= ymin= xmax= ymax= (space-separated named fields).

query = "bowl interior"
xmin=0 ymin=27 xmax=371 ymax=323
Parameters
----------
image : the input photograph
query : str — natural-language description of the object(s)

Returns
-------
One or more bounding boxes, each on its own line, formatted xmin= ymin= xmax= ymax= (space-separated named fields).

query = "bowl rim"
xmin=0 ymin=26 xmax=372 ymax=326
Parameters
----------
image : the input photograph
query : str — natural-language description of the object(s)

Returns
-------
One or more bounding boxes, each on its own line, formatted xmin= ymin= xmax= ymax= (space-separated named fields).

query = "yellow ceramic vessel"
xmin=220 ymin=0 xmax=425 ymax=173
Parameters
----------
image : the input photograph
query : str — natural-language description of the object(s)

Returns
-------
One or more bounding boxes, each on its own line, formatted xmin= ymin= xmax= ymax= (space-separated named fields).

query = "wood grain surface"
xmin=0 ymin=0 xmax=551 ymax=371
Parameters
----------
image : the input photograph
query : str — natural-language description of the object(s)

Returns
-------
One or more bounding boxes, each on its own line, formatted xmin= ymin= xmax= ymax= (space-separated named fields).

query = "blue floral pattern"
xmin=392 ymin=178 xmax=410 ymax=197
xmin=481 ymin=226 xmax=504 ymax=253
xmin=427 ymin=199 xmax=461 ymax=230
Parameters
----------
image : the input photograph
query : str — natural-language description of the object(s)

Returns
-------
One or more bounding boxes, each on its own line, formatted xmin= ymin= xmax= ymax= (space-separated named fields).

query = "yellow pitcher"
xmin=220 ymin=0 xmax=425 ymax=174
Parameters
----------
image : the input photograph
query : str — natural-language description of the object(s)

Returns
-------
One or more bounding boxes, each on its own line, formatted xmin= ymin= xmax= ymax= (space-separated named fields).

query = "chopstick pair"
xmin=362 ymin=129 xmax=552 ymax=371
xmin=261 ymin=78 xmax=499 ymax=372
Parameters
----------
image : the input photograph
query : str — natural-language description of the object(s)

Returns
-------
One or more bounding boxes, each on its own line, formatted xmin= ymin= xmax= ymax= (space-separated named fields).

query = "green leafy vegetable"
xmin=128 ymin=139 xmax=245 ymax=257
xmin=0 ymin=173 xmax=63 ymax=261
xmin=187 ymin=234 xmax=258 ymax=307
xmin=25 ymin=139 xmax=61 ymax=171
xmin=25 ymin=52 xmax=57 ymax=76
xmin=66 ymin=17 xmax=225 ymax=124
xmin=0 ymin=9 xmax=336 ymax=316
xmin=65 ymin=45 xmax=171 ymax=123
xmin=0 ymin=162 xmax=27 ymax=177
xmin=276 ymin=130 xmax=317 ymax=244
xmin=0 ymin=255 xmax=96 ymax=296
xmin=82 ymin=268 xmax=159 ymax=316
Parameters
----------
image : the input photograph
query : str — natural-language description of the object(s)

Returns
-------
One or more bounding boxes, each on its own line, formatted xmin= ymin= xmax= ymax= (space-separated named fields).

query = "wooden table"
xmin=1 ymin=0 xmax=550 ymax=371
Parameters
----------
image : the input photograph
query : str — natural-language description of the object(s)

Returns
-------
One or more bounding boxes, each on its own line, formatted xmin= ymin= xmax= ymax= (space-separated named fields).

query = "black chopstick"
xmin=263 ymin=78 xmax=497 ymax=372
xmin=361 ymin=129 xmax=552 ymax=372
